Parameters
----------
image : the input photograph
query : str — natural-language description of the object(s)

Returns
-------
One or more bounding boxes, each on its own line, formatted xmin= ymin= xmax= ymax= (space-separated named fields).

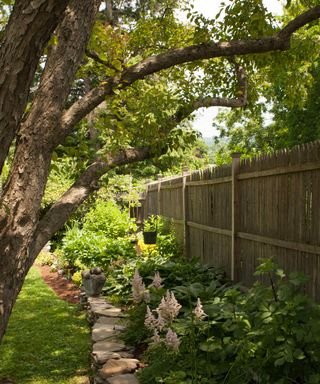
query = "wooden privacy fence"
xmin=136 ymin=141 xmax=320 ymax=300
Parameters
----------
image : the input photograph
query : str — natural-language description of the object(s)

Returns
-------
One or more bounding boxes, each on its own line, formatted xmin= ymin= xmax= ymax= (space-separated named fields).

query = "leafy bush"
xmin=58 ymin=199 xmax=137 ymax=272
xmin=36 ymin=251 xmax=56 ymax=266
xmin=60 ymin=226 xmax=136 ymax=271
xmin=71 ymin=271 xmax=82 ymax=287
xmin=83 ymin=200 xmax=136 ymax=237
xmin=118 ymin=258 xmax=320 ymax=384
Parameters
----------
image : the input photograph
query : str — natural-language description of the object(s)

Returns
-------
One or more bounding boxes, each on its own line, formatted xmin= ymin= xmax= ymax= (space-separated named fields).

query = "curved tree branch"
xmin=61 ymin=6 xmax=320 ymax=135
xmin=174 ymin=61 xmax=247 ymax=123
xmin=32 ymin=146 xmax=153 ymax=255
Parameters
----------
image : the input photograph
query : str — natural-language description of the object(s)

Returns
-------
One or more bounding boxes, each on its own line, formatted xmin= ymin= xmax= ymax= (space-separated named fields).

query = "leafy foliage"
xmin=59 ymin=199 xmax=136 ymax=271
xmin=114 ymin=255 xmax=320 ymax=384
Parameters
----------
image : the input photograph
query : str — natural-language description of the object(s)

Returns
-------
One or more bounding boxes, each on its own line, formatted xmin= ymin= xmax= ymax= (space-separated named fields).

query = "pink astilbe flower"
xmin=144 ymin=306 xmax=156 ymax=330
xmin=193 ymin=298 xmax=207 ymax=321
xmin=165 ymin=328 xmax=181 ymax=351
xmin=155 ymin=311 xmax=166 ymax=331
xmin=143 ymin=289 xmax=150 ymax=303
xmin=157 ymin=290 xmax=181 ymax=322
xmin=150 ymin=329 xmax=161 ymax=346
xmin=151 ymin=271 xmax=163 ymax=289
xmin=131 ymin=270 xmax=149 ymax=303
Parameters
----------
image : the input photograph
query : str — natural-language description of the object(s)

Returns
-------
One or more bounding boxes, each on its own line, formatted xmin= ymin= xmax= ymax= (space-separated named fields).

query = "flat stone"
xmin=91 ymin=302 xmax=114 ymax=311
xmin=96 ymin=317 xmax=122 ymax=325
xmin=93 ymin=351 xmax=122 ymax=365
xmin=93 ymin=350 xmax=135 ymax=366
xmin=92 ymin=327 xmax=119 ymax=342
xmin=98 ymin=359 xmax=139 ymax=378
xmin=93 ymin=323 xmax=125 ymax=332
xmin=95 ymin=307 xmax=124 ymax=318
xmin=93 ymin=339 xmax=127 ymax=353
xmin=106 ymin=374 xmax=139 ymax=384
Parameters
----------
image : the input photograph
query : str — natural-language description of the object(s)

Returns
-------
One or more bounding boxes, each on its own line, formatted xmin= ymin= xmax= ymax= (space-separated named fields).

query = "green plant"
xmin=124 ymin=258 xmax=320 ymax=384
xmin=143 ymin=215 xmax=160 ymax=232
xmin=72 ymin=271 xmax=82 ymax=287
xmin=83 ymin=199 xmax=136 ymax=238
xmin=61 ymin=226 xmax=135 ymax=271
xmin=36 ymin=251 xmax=56 ymax=266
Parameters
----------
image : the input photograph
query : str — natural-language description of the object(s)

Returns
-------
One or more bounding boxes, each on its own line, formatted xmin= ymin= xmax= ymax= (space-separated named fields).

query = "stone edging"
xmin=84 ymin=296 xmax=140 ymax=384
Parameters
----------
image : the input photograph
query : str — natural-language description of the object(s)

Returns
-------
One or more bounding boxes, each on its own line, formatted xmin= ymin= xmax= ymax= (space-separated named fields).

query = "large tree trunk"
xmin=0 ymin=0 xmax=100 ymax=343
xmin=0 ymin=0 xmax=70 ymax=173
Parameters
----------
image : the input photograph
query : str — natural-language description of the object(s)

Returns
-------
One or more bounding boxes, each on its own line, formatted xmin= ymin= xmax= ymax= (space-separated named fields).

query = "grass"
xmin=0 ymin=267 xmax=91 ymax=384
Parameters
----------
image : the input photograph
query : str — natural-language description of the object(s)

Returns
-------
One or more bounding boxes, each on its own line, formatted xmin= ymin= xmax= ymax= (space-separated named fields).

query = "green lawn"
xmin=0 ymin=267 xmax=91 ymax=384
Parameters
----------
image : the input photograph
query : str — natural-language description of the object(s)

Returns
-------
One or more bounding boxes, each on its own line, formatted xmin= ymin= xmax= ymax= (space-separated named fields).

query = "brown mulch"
xmin=35 ymin=264 xmax=80 ymax=304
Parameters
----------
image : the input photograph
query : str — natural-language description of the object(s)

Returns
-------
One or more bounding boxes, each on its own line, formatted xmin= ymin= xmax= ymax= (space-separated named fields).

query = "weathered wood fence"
xmin=136 ymin=141 xmax=320 ymax=299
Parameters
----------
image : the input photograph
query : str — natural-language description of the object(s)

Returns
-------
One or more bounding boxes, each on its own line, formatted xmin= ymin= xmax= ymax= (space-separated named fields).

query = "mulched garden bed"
xmin=35 ymin=264 xmax=80 ymax=304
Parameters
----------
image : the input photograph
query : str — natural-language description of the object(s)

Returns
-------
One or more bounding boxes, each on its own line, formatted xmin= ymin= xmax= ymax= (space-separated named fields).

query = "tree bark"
xmin=0 ymin=0 xmax=100 ymax=343
xmin=0 ymin=0 xmax=70 ymax=173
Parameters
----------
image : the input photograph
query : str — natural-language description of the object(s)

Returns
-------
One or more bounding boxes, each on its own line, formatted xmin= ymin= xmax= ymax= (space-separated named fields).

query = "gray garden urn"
xmin=82 ymin=267 xmax=106 ymax=297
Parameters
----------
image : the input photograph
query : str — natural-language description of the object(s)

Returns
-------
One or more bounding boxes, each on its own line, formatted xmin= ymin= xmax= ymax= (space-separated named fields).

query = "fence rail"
xmin=135 ymin=141 xmax=320 ymax=300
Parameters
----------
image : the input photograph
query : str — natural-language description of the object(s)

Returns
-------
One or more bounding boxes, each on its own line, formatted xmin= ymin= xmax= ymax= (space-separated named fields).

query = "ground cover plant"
xmin=0 ymin=268 xmax=90 ymax=384
xmin=116 ymin=255 xmax=320 ymax=384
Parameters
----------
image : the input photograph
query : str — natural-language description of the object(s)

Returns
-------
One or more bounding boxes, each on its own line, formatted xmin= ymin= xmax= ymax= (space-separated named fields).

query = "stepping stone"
xmin=93 ymin=323 xmax=125 ymax=332
xmin=88 ymin=297 xmax=111 ymax=305
xmin=98 ymin=359 xmax=139 ymax=378
xmin=92 ymin=327 xmax=119 ymax=343
xmin=91 ymin=302 xmax=114 ymax=312
xmin=96 ymin=317 xmax=122 ymax=325
xmin=93 ymin=351 xmax=122 ymax=365
xmin=106 ymin=374 xmax=139 ymax=384
xmin=93 ymin=351 xmax=134 ymax=366
xmin=95 ymin=307 xmax=124 ymax=317
xmin=93 ymin=339 xmax=128 ymax=353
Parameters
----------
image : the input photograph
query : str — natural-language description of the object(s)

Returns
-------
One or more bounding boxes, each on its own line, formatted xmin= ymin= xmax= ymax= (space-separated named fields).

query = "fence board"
xmin=135 ymin=141 xmax=320 ymax=299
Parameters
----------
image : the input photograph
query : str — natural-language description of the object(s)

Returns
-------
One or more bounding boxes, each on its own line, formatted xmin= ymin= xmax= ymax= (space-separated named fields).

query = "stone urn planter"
xmin=82 ymin=267 xmax=106 ymax=297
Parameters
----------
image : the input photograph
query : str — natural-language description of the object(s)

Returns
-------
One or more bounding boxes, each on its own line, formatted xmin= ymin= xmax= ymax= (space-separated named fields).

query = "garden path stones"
xmin=86 ymin=295 xmax=141 ymax=383
xmin=95 ymin=307 xmax=124 ymax=317
xmin=96 ymin=316 xmax=122 ymax=325
xmin=92 ymin=324 xmax=122 ymax=343
xmin=98 ymin=358 xmax=139 ymax=378
xmin=93 ymin=339 xmax=128 ymax=353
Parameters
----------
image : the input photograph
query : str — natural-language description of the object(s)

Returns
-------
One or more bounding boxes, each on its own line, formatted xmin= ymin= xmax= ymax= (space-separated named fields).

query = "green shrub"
xmin=71 ymin=271 xmax=82 ymax=287
xmin=60 ymin=225 xmax=135 ymax=271
xmin=36 ymin=251 xmax=56 ymax=266
xmin=83 ymin=199 xmax=136 ymax=238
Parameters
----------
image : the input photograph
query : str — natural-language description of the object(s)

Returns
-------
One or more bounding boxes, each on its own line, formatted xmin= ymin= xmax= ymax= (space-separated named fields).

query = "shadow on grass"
xmin=0 ymin=268 xmax=91 ymax=384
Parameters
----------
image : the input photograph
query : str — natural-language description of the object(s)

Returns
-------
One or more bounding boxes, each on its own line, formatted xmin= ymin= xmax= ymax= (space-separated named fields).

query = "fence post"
xmin=182 ymin=166 xmax=189 ymax=258
xmin=231 ymin=153 xmax=241 ymax=281
xmin=157 ymin=174 xmax=162 ymax=215
xmin=144 ymin=181 xmax=150 ymax=220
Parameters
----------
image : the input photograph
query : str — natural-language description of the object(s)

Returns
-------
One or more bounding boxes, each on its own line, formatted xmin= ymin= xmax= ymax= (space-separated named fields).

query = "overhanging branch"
xmin=61 ymin=6 xmax=320 ymax=134
xmin=33 ymin=146 xmax=153 ymax=254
